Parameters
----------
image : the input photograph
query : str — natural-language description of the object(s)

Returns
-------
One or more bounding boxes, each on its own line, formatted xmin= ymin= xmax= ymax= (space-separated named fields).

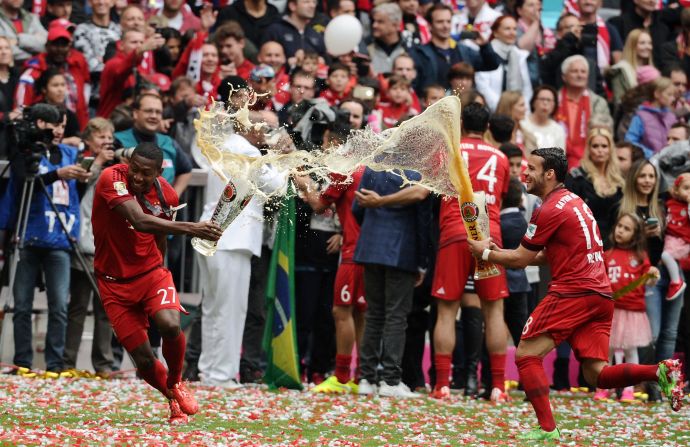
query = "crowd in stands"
xmin=2 ymin=0 xmax=690 ymax=402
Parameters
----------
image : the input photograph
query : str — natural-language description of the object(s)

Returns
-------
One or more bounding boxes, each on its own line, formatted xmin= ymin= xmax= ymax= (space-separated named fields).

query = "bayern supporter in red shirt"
xmin=92 ymin=142 xmax=221 ymax=424
xmin=467 ymin=147 xmax=685 ymax=441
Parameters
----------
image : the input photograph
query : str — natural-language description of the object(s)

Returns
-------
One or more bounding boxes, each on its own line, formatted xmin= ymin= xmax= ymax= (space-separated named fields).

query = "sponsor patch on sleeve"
xmin=113 ymin=181 xmax=128 ymax=196
xmin=525 ymin=223 xmax=537 ymax=239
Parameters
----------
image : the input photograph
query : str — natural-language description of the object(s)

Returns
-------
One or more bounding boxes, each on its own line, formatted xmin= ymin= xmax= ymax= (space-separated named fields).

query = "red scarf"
xmin=563 ymin=2 xmax=610 ymax=69
xmin=399 ymin=14 xmax=431 ymax=45
xmin=557 ymin=87 xmax=590 ymax=169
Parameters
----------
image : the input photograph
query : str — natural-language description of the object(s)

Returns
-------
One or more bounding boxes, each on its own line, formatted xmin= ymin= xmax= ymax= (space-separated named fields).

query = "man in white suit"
xmin=193 ymin=77 xmax=286 ymax=387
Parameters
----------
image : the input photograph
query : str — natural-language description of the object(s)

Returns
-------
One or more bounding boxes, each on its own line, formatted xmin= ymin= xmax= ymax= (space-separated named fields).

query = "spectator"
xmin=373 ymin=75 xmax=419 ymax=129
xmin=475 ymin=15 xmax=532 ymax=112
xmin=555 ymin=55 xmax=610 ymax=169
xmin=97 ymin=29 xmax=165 ymax=118
xmin=352 ymin=166 xmax=431 ymax=398
xmin=15 ymin=21 xmax=89 ymax=129
xmin=607 ymin=29 xmax=654 ymax=109
xmin=263 ymin=0 xmax=325 ymax=59
xmin=521 ymin=84 xmax=566 ymax=150
xmin=339 ymin=99 xmax=365 ymax=130
xmin=565 ymin=127 xmax=625 ymax=246
xmin=367 ymin=3 xmax=407 ymax=76
xmin=328 ymin=0 xmax=356 ymax=18
xmin=667 ymin=122 xmax=689 ymax=145
xmin=102 ymin=5 xmax=148 ymax=63
xmin=668 ymin=66 xmax=690 ymax=122
xmin=257 ymin=41 xmax=290 ymax=109
xmin=389 ymin=54 xmax=420 ymax=108
xmin=151 ymin=0 xmax=200 ymax=34
xmin=278 ymin=69 xmax=315 ymax=125
xmin=0 ymin=0 xmax=47 ymax=63
xmin=447 ymin=62 xmax=474 ymax=94
xmin=575 ymin=0 xmax=623 ymax=74
xmin=452 ymin=0 xmax=501 ymax=43
xmin=538 ymin=13 xmax=581 ymax=89
xmin=614 ymin=70 xmax=658 ymax=142
xmin=216 ymin=0 xmax=280 ymax=49
xmin=33 ymin=68 xmax=81 ymax=145
xmin=615 ymin=141 xmax=644 ymax=177
xmin=194 ymin=43 xmax=221 ymax=102
xmin=195 ymin=81 xmax=286 ymax=388
xmin=0 ymin=104 xmax=90 ymax=373
xmin=152 ymin=27 xmax=181 ymax=78
xmin=248 ymin=64 xmax=277 ymax=111
xmin=410 ymin=3 xmax=500 ymax=94
xmin=608 ymin=0 xmax=679 ymax=65
xmin=515 ymin=0 xmax=555 ymax=87
xmin=319 ymin=63 xmax=352 ymax=106
xmin=0 ymin=35 xmax=19 ymax=158
xmin=41 ymin=0 xmax=73 ymax=29
xmin=63 ymin=117 xmax=115 ymax=377
xmin=658 ymin=8 xmax=690 ymax=80
xmin=398 ymin=0 xmax=430 ymax=47
xmin=495 ymin=90 xmax=536 ymax=152
xmin=167 ymin=76 xmax=205 ymax=157
xmin=72 ymin=0 xmax=120 ymax=89
xmin=213 ymin=21 xmax=255 ymax=81
xmin=625 ymin=77 xmax=678 ymax=158
xmin=114 ymin=93 xmax=192 ymax=195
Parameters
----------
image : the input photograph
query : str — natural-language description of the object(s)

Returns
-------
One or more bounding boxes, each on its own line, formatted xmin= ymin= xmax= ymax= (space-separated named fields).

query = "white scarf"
xmin=491 ymin=39 xmax=524 ymax=93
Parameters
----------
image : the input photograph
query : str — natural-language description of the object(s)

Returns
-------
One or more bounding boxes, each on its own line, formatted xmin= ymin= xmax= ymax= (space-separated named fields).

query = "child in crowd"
xmin=596 ymin=213 xmax=658 ymax=402
xmin=319 ymin=63 xmax=354 ymax=106
xmin=422 ymin=84 xmax=446 ymax=109
xmin=372 ymin=75 xmax=420 ymax=129
xmin=299 ymin=50 xmax=328 ymax=92
xmin=660 ymin=173 xmax=690 ymax=300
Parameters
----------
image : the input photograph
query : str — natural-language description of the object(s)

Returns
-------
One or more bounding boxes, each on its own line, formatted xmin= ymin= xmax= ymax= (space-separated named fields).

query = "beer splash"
xmin=194 ymin=94 xmax=500 ymax=277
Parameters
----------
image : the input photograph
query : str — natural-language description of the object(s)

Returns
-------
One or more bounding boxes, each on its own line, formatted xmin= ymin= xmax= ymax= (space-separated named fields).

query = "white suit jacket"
xmin=475 ymin=48 xmax=533 ymax=112
xmin=193 ymin=133 xmax=286 ymax=256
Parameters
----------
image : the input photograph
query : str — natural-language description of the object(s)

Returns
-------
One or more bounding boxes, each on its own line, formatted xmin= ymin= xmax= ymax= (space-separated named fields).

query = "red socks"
xmin=335 ymin=354 xmax=352 ymax=384
xmin=163 ymin=332 xmax=186 ymax=389
xmin=139 ymin=359 xmax=169 ymax=397
xmin=597 ymin=364 xmax=658 ymax=389
xmin=490 ymin=353 xmax=506 ymax=391
xmin=516 ymin=355 xmax=556 ymax=432
xmin=434 ymin=353 xmax=452 ymax=388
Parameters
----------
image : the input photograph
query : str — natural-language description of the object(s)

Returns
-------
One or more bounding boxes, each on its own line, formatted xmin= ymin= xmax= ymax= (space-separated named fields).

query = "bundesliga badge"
xmin=113 ymin=181 xmax=128 ymax=196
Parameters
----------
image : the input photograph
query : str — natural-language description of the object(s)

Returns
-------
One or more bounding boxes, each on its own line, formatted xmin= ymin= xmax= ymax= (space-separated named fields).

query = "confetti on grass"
xmin=0 ymin=376 xmax=687 ymax=446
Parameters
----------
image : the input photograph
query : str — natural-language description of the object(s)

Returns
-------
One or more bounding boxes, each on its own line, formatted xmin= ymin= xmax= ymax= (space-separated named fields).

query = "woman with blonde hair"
xmin=565 ymin=127 xmax=624 ymax=245
xmin=625 ymin=77 xmax=678 ymax=157
xmin=495 ymin=90 xmax=537 ymax=152
xmin=607 ymin=29 xmax=654 ymax=107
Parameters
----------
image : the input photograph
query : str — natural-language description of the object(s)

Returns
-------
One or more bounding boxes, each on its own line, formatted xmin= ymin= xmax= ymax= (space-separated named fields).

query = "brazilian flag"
xmin=262 ymin=182 xmax=303 ymax=390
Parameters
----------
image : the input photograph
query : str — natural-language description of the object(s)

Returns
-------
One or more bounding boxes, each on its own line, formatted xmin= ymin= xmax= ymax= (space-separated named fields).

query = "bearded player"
xmin=468 ymin=147 xmax=684 ymax=441
xmin=92 ymin=143 xmax=222 ymax=423
xmin=431 ymin=103 xmax=511 ymax=402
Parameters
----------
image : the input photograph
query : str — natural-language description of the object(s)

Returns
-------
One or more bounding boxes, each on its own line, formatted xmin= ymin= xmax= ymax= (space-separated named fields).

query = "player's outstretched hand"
xmin=190 ymin=221 xmax=223 ymax=241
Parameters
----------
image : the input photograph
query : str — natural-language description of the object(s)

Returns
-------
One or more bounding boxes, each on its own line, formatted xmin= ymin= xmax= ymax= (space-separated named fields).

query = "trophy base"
xmin=191 ymin=237 xmax=218 ymax=257
xmin=474 ymin=261 xmax=501 ymax=280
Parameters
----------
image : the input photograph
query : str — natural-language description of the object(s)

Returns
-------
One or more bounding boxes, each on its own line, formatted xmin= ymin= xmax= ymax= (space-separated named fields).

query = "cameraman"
xmin=0 ymin=103 xmax=90 ymax=373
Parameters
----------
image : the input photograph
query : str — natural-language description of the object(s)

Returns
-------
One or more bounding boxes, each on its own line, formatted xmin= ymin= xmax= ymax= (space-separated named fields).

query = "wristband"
xmin=481 ymin=248 xmax=491 ymax=262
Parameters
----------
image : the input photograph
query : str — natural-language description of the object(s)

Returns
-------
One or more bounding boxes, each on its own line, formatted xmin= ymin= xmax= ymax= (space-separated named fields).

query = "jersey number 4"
xmin=462 ymin=152 xmax=498 ymax=203
xmin=573 ymin=205 xmax=603 ymax=249
xmin=158 ymin=287 xmax=177 ymax=305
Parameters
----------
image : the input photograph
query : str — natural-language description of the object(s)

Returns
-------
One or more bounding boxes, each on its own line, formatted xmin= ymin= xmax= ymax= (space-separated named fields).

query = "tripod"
xmin=0 ymin=152 xmax=99 ymax=362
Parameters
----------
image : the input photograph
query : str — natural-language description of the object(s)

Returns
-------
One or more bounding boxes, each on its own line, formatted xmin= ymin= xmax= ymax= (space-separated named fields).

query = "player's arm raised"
xmin=114 ymin=199 xmax=222 ymax=241
xmin=467 ymin=238 xmax=541 ymax=269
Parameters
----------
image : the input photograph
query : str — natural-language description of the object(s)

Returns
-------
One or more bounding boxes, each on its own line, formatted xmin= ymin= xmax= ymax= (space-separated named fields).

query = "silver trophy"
xmin=191 ymin=178 xmax=253 ymax=256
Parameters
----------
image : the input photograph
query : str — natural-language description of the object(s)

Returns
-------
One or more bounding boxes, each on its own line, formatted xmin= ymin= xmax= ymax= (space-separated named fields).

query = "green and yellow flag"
xmin=262 ymin=183 xmax=303 ymax=390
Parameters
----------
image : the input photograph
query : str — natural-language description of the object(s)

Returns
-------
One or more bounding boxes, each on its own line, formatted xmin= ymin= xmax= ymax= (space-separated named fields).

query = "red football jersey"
xmin=665 ymin=198 xmax=690 ymax=242
xmin=605 ymin=247 xmax=651 ymax=311
xmin=320 ymin=166 xmax=364 ymax=264
xmin=439 ymin=137 xmax=510 ymax=247
xmin=521 ymin=187 xmax=612 ymax=297
xmin=92 ymin=164 xmax=179 ymax=279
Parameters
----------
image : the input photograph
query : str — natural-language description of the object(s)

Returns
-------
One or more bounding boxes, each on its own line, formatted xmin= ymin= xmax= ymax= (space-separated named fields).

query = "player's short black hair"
xmin=462 ymin=102 xmax=490 ymax=133
xmin=503 ymin=177 xmax=523 ymax=209
xmin=499 ymin=142 xmax=523 ymax=159
xmin=488 ymin=114 xmax=515 ymax=144
xmin=132 ymin=142 xmax=164 ymax=168
xmin=532 ymin=147 xmax=568 ymax=182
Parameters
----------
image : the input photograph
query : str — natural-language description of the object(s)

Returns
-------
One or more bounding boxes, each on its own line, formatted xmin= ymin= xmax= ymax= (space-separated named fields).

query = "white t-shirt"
xmin=520 ymin=117 xmax=566 ymax=152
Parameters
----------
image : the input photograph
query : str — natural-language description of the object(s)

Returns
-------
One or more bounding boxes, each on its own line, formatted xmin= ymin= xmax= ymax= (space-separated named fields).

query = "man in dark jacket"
xmin=262 ymin=0 xmax=326 ymax=59
xmin=216 ymin=0 xmax=280 ymax=49
xmin=352 ymin=168 xmax=431 ymax=398
xmin=409 ymin=3 xmax=499 ymax=95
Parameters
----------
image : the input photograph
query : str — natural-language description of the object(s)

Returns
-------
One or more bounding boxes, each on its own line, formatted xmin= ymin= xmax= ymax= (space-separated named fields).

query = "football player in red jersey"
xmin=468 ymin=147 xmax=685 ymax=441
xmin=430 ymin=103 xmax=512 ymax=402
xmin=92 ymin=142 xmax=222 ymax=424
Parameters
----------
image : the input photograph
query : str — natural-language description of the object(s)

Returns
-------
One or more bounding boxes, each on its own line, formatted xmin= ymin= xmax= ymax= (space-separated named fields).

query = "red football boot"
xmin=169 ymin=399 xmax=188 ymax=425
xmin=170 ymin=382 xmax=199 ymax=415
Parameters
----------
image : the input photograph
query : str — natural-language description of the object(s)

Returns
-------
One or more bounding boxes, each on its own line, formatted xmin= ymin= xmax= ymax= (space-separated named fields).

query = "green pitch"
xmin=0 ymin=376 xmax=687 ymax=446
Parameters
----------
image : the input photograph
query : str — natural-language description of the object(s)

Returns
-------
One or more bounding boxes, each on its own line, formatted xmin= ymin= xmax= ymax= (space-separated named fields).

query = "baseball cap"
xmin=142 ymin=73 xmax=172 ymax=92
xmin=47 ymin=19 xmax=75 ymax=42
xmin=250 ymin=64 xmax=275 ymax=82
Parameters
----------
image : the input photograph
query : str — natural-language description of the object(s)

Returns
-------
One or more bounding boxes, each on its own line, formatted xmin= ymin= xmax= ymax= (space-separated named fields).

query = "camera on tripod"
xmin=8 ymin=104 xmax=63 ymax=173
